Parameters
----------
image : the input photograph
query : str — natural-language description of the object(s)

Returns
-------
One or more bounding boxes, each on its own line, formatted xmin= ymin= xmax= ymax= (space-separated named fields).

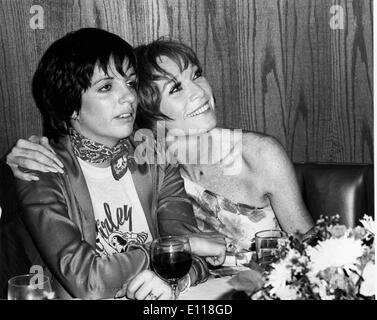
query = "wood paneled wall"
xmin=0 ymin=0 xmax=373 ymax=163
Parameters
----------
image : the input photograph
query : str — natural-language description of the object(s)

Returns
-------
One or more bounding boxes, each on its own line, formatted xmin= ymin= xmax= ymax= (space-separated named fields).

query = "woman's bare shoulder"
xmin=241 ymin=131 xmax=285 ymax=159
xmin=212 ymin=127 xmax=287 ymax=166
xmin=213 ymin=127 xmax=276 ymax=148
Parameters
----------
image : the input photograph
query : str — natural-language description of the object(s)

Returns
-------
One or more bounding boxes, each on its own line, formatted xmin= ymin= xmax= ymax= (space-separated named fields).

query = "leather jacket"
xmin=15 ymin=135 xmax=208 ymax=299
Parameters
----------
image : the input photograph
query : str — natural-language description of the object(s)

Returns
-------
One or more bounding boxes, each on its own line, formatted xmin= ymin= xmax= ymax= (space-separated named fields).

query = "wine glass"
xmin=8 ymin=274 xmax=54 ymax=300
xmin=151 ymin=236 xmax=192 ymax=300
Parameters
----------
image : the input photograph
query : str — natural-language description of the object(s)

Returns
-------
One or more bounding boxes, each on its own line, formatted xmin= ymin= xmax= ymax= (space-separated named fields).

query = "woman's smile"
xmin=154 ymin=56 xmax=217 ymax=134
xmin=185 ymin=101 xmax=211 ymax=118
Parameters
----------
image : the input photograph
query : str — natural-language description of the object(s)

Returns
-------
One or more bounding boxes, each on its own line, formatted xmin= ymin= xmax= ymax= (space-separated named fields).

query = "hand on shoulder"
xmin=6 ymin=135 xmax=64 ymax=181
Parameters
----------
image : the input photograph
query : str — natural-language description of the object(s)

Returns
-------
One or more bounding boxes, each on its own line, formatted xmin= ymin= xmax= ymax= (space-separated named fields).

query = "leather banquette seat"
xmin=294 ymin=163 xmax=374 ymax=227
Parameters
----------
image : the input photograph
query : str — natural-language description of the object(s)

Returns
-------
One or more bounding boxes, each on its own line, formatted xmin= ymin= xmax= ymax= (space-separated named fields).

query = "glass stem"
xmin=171 ymin=281 xmax=179 ymax=300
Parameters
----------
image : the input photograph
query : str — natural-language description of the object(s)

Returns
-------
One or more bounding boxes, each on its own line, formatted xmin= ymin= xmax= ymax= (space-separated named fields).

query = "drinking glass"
xmin=7 ymin=274 xmax=53 ymax=300
xmin=151 ymin=236 xmax=192 ymax=300
xmin=255 ymin=230 xmax=286 ymax=266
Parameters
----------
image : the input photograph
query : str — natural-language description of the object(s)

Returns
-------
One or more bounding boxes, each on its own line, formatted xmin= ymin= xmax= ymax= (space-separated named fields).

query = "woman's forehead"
xmin=155 ymin=55 xmax=196 ymax=76
xmin=93 ymin=57 xmax=135 ymax=78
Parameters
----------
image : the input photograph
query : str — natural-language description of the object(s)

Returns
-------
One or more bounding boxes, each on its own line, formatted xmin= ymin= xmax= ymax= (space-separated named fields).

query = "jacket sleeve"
xmin=156 ymin=164 xmax=209 ymax=286
xmin=16 ymin=172 xmax=150 ymax=300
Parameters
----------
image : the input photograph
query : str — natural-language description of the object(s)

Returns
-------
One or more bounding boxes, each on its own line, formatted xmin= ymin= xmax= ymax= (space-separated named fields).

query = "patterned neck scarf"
xmin=69 ymin=127 xmax=134 ymax=180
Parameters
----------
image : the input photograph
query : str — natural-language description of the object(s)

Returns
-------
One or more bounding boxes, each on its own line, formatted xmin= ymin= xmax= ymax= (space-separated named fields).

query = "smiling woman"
xmin=135 ymin=41 xmax=217 ymax=136
xmin=154 ymin=56 xmax=216 ymax=135
xmin=135 ymin=40 xmax=315 ymax=253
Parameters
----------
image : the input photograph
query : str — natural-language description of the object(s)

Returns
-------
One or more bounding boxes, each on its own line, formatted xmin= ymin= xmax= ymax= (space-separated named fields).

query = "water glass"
xmin=8 ymin=274 xmax=53 ymax=300
xmin=255 ymin=230 xmax=286 ymax=266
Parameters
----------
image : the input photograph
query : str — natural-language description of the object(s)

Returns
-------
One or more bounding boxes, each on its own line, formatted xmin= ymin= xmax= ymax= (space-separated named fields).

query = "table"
xmin=179 ymin=276 xmax=235 ymax=300
xmin=178 ymin=263 xmax=253 ymax=300
xmin=108 ymin=275 xmax=242 ymax=301
xmin=111 ymin=254 xmax=255 ymax=300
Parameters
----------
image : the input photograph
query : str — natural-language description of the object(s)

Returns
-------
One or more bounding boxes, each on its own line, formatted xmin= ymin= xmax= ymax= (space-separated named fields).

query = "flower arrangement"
xmin=231 ymin=215 xmax=375 ymax=300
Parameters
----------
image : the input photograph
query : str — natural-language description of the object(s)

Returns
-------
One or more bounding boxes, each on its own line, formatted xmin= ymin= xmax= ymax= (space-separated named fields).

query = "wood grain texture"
xmin=0 ymin=0 xmax=373 ymax=163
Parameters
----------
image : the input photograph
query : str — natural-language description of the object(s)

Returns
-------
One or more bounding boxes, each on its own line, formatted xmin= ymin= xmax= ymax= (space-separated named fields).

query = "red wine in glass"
xmin=151 ymin=236 xmax=192 ymax=299
xmin=152 ymin=251 xmax=192 ymax=281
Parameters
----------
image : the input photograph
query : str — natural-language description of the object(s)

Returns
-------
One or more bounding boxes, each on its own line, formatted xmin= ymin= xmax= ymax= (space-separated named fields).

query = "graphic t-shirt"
xmin=78 ymin=158 xmax=152 ymax=256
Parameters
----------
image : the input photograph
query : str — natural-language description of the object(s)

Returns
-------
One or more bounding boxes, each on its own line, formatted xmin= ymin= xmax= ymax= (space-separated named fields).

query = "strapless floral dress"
xmin=182 ymin=176 xmax=281 ymax=252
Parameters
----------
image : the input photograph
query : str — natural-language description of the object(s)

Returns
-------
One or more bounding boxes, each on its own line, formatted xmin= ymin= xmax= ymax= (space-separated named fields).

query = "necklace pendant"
xmin=111 ymin=153 xmax=128 ymax=180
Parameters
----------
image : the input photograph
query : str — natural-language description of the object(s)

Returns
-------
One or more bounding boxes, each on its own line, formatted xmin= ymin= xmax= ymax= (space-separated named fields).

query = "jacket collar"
xmin=52 ymin=135 xmax=156 ymax=243
xmin=53 ymin=135 xmax=97 ymax=244
xmin=125 ymin=136 xmax=156 ymax=238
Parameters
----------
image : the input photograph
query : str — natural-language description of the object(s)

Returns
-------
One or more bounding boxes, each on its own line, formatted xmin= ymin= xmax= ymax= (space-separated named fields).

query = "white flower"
xmin=307 ymin=237 xmax=364 ymax=274
xmin=270 ymin=284 xmax=299 ymax=300
xmin=266 ymin=249 xmax=303 ymax=300
xmin=360 ymin=215 xmax=375 ymax=235
xmin=267 ymin=261 xmax=292 ymax=290
xmin=359 ymin=261 xmax=375 ymax=297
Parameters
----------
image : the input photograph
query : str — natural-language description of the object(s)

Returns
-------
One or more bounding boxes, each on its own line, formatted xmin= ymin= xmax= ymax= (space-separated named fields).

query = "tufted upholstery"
xmin=294 ymin=163 xmax=374 ymax=228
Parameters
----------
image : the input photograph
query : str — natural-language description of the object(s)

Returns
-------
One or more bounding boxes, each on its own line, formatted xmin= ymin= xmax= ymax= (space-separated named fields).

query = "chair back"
xmin=294 ymin=163 xmax=374 ymax=227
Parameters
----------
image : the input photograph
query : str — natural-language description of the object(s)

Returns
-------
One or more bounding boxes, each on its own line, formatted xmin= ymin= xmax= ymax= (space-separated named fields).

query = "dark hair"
xmin=32 ymin=28 xmax=136 ymax=142
xmin=135 ymin=39 xmax=201 ymax=131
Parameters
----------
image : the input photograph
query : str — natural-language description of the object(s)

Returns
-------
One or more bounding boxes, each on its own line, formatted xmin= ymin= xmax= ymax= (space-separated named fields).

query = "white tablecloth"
xmin=179 ymin=276 xmax=235 ymax=300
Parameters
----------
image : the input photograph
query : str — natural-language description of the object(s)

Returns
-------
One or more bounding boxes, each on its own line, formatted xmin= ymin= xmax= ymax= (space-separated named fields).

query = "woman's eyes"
xmin=126 ymin=80 xmax=137 ymax=89
xmin=169 ymin=82 xmax=182 ymax=94
xmin=98 ymin=83 xmax=112 ymax=92
xmin=168 ymin=69 xmax=203 ymax=94
xmin=193 ymin=69 xmax=203 ymax=80
xmin=98 ymin=79 xmax=137 ymax=92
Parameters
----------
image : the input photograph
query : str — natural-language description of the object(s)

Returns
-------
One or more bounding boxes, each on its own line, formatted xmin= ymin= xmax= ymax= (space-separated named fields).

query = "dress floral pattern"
xmin=182 ymin=176 xmax=281 ymax=252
